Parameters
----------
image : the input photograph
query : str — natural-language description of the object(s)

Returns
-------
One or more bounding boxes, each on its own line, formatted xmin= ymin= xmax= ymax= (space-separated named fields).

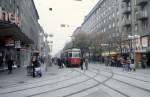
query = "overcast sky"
xmin=34 ymin=0 xmax=99 ymax=56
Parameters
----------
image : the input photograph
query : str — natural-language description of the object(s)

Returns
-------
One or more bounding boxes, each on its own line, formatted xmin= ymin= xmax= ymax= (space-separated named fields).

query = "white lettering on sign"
xmin=15 ymin=40 xmax=21 ymax=48
xmin=0 ymin=6 xmax=21 ymax=27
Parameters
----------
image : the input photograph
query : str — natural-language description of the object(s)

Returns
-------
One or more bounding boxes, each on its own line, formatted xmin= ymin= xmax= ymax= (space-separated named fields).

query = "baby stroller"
xmin=34 ymin=65 xmax=42 ymax=77
xmin=27 ymin=64 xmax=42 ymax=77
xmin=27 ymin=59 xmax=42 ymax=77
xmin=33 ymin=60 xmax=42 ymax=77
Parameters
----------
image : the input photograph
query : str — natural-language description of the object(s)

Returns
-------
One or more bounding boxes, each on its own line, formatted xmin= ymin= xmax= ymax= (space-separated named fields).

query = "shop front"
xmin=134 ymin=36 xmax=150 ymax=68
xmin=0 ymin=7 xmax=33 ymax=69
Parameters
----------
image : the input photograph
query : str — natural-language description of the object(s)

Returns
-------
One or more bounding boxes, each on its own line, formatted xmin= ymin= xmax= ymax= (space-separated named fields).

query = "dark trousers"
xmin=81 ymin=64 xmax=83 ymax=70
xmin=33 ymin=66 xmax=35 ymax=77
xmin=85 ymin=63 xmax=88 ymax=70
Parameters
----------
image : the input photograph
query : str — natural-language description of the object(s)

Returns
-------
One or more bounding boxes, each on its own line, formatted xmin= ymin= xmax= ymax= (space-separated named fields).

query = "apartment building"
xmin=122 ymin=0 xmax=150 ymax=66
xmin=80 ymin=0 xmax=150 ymax=67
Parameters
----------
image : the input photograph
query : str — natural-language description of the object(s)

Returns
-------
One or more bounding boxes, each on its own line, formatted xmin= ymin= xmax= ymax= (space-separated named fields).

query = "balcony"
xmin=122 ymin=19 xmax=131 ymax=27
xmin=122 ymin=0 xmax=130 ymax=2
xmin=137 ymin=10 xmax=148 ymax=20
xmin=136 ymin=0 xmax=148 ymax=6
xmin=122 ymin=6 xmax=131 ymax=14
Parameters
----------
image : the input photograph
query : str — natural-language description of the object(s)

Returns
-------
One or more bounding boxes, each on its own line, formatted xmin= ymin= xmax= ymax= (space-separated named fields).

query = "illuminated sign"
xmin=0 ymin=6 xmax=21 ymax=27
xmin=15 ymin=40 xmax=21 ymax=48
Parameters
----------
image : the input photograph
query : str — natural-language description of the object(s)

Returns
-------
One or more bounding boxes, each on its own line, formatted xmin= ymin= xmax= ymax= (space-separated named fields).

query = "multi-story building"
xmin=121 ymin=0 xmax=150 ymax=67
xmin=80 ymin=0 xmax=121 ymax=55
xmin=79 ymin=0 xmax=150 ymax=67
xmin=0 ymin=0 xmax=41 ymax=68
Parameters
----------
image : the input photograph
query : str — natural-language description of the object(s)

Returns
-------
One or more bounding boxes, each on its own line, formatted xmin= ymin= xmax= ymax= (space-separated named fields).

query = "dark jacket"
xmin=7 ymin=59 xmax=13 ymax=70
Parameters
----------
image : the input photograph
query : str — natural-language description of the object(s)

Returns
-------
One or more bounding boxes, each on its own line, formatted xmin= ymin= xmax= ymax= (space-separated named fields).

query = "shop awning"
xmin=102 ymin=52 xmax=118 ymax=56
xmin=0 ymin=21 xmax=33 ymax=44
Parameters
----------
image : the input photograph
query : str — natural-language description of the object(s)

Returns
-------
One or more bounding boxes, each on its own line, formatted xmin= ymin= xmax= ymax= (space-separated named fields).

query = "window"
xmin=68 ymin=53 xmax=72 ymax=57
xmin=16 ymin=6 xmax=19 ymax=16
xmin=135 ymin=24 xmax=138 ymax=31
xmin=142 ymin=20 xmax=148 ymax=29
xmin=113 ymin=23 xmax=115 ymax=27
xmin=72 ymin=52 xmax=80 ymax=57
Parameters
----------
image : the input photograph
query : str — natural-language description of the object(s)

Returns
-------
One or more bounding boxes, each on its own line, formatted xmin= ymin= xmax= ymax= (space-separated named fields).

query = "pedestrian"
xmin=85 ymin=57 xmax=88 ymax=70
xmin=7 ymin=57 xmax=14 ymax=74
xmin=31 ymin=56 xmax=36 ymax=77
xmin=127 ymin=58 xmax=131 ymax=71
xmin=57 ymin=58 xmax=62 ymax=69
xmin=80 ymin=57 xmax=84 ymax=70
xmin=40 ymin=57 xmax=44 ymax=64
xmin=130 ymin=60 xmax=136 ymax=71
xmin=122 ymin=58 xmax=126 ymax=71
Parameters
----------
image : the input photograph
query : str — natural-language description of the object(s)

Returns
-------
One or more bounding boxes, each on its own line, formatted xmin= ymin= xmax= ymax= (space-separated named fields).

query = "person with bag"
xmin=80 ymin=57 xmax=84 ymax=70
xmin=7 ymin=57 xmax=14 ymax=74
xmin=85 ymin=57 xmax=88 ymax=70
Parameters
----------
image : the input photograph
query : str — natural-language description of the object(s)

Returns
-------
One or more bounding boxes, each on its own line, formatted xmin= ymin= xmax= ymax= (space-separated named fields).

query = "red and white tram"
xmin=62 ymin=48 xmax=81 ymax=67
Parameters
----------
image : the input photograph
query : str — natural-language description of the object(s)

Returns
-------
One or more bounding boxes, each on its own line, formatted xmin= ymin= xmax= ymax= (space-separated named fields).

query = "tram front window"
xmin=72 ymin=52 xmax=80 ymax=58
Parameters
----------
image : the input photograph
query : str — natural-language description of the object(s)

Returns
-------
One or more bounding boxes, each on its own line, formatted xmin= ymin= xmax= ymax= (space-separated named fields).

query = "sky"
xmin=34 ymin=0 xmax=99 ymax=56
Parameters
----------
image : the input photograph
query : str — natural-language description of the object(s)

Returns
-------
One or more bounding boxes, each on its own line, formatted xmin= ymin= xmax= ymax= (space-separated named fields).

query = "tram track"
xmin=90 ymin=65 xmax=150 ymax=83
xmin=89 ymin=65 xmax=150 ymax=94
xmin=62 ymin=67 xmax=115 ymax=97
xmin=0 ymin=70 xmax=82 ymax=95
xmin=27 ymin=68 xmax=100 ymax=97
xmin=64 ymin=68 xmax=130 ymax=97
xmin=0 ymin=67 xmax=100 ymax=97
xmin=63 ymin=65 xmax=150 ymax=97
xmin=94 ymin=64 xmax=150 ymax=79
xmin=2 ymin=64 xmax=150 ymax=97
xmin=0 ymin=68 xmax=74 ymax=89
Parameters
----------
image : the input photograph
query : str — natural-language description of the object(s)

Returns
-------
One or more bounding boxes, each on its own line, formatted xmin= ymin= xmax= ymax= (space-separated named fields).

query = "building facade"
xmin=80 ymin=0 xmax=121 ymax=55
xmin=121 ymin=0 xmax=150 ymax=67
xmin=80 ymin=0 xmax=150 ymax=67
xmin=0 ymin=0 xmax=41 ymax=69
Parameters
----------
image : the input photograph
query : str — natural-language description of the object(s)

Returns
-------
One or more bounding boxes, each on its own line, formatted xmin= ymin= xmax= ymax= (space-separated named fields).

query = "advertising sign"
xmin=15 ymin=40 xmax=21 ymax=48
xmin=0 ymin=6 xmax=21 ymax=27
xmin=141 ymin=37 xmax=148 ymax=47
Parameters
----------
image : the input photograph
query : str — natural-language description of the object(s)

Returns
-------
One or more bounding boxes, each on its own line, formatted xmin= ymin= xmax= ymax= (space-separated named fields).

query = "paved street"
xmin=0 ymin=63 xmax=150 ymax=97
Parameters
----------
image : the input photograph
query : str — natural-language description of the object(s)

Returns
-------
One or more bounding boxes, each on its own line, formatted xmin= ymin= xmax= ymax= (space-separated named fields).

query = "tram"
xmin=62 ymin=48 xmax=81 ymax=67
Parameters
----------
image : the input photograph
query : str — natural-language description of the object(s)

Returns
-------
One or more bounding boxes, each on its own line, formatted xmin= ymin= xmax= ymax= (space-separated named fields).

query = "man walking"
xmin=7 ymin=57 xmax=14 ymax=74
xmin=85 ymin=57 xmax=88 ymax=70
xmin=57 ymin=58 xmax=62 ymax=69
xmin=80 ymin=57 xmax=84 ymax=70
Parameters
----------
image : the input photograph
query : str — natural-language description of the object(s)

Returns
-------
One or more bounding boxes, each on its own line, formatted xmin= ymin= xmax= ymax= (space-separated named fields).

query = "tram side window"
xmin=68 ymin=53 xmax=72 ymax=57
xmin=65 ymin=53 xmax=68 ymax=58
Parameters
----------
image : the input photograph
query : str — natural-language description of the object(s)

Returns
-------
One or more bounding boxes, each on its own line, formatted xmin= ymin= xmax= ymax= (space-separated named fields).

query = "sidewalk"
xmin=0 ymin=64 xmax=60 ymax=88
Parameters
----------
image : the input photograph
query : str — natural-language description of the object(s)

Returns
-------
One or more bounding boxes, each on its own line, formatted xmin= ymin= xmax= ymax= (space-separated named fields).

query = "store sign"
xmin=142 ymin=37 xmax=148 ymax=47
xmin=0 ymin=6 xmax=21 ymax=27
xmin=135 ymin=38 xmax=141 ymax=47
xmin=15 ymin=41 xmax=21 ymax=48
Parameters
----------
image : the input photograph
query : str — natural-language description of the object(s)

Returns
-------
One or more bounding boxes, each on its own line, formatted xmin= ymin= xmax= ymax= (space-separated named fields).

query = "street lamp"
xmin=49 ymin=8 xmax=52 ymax=11
xmin=60 ymin=24 xmax=78 ymax=28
